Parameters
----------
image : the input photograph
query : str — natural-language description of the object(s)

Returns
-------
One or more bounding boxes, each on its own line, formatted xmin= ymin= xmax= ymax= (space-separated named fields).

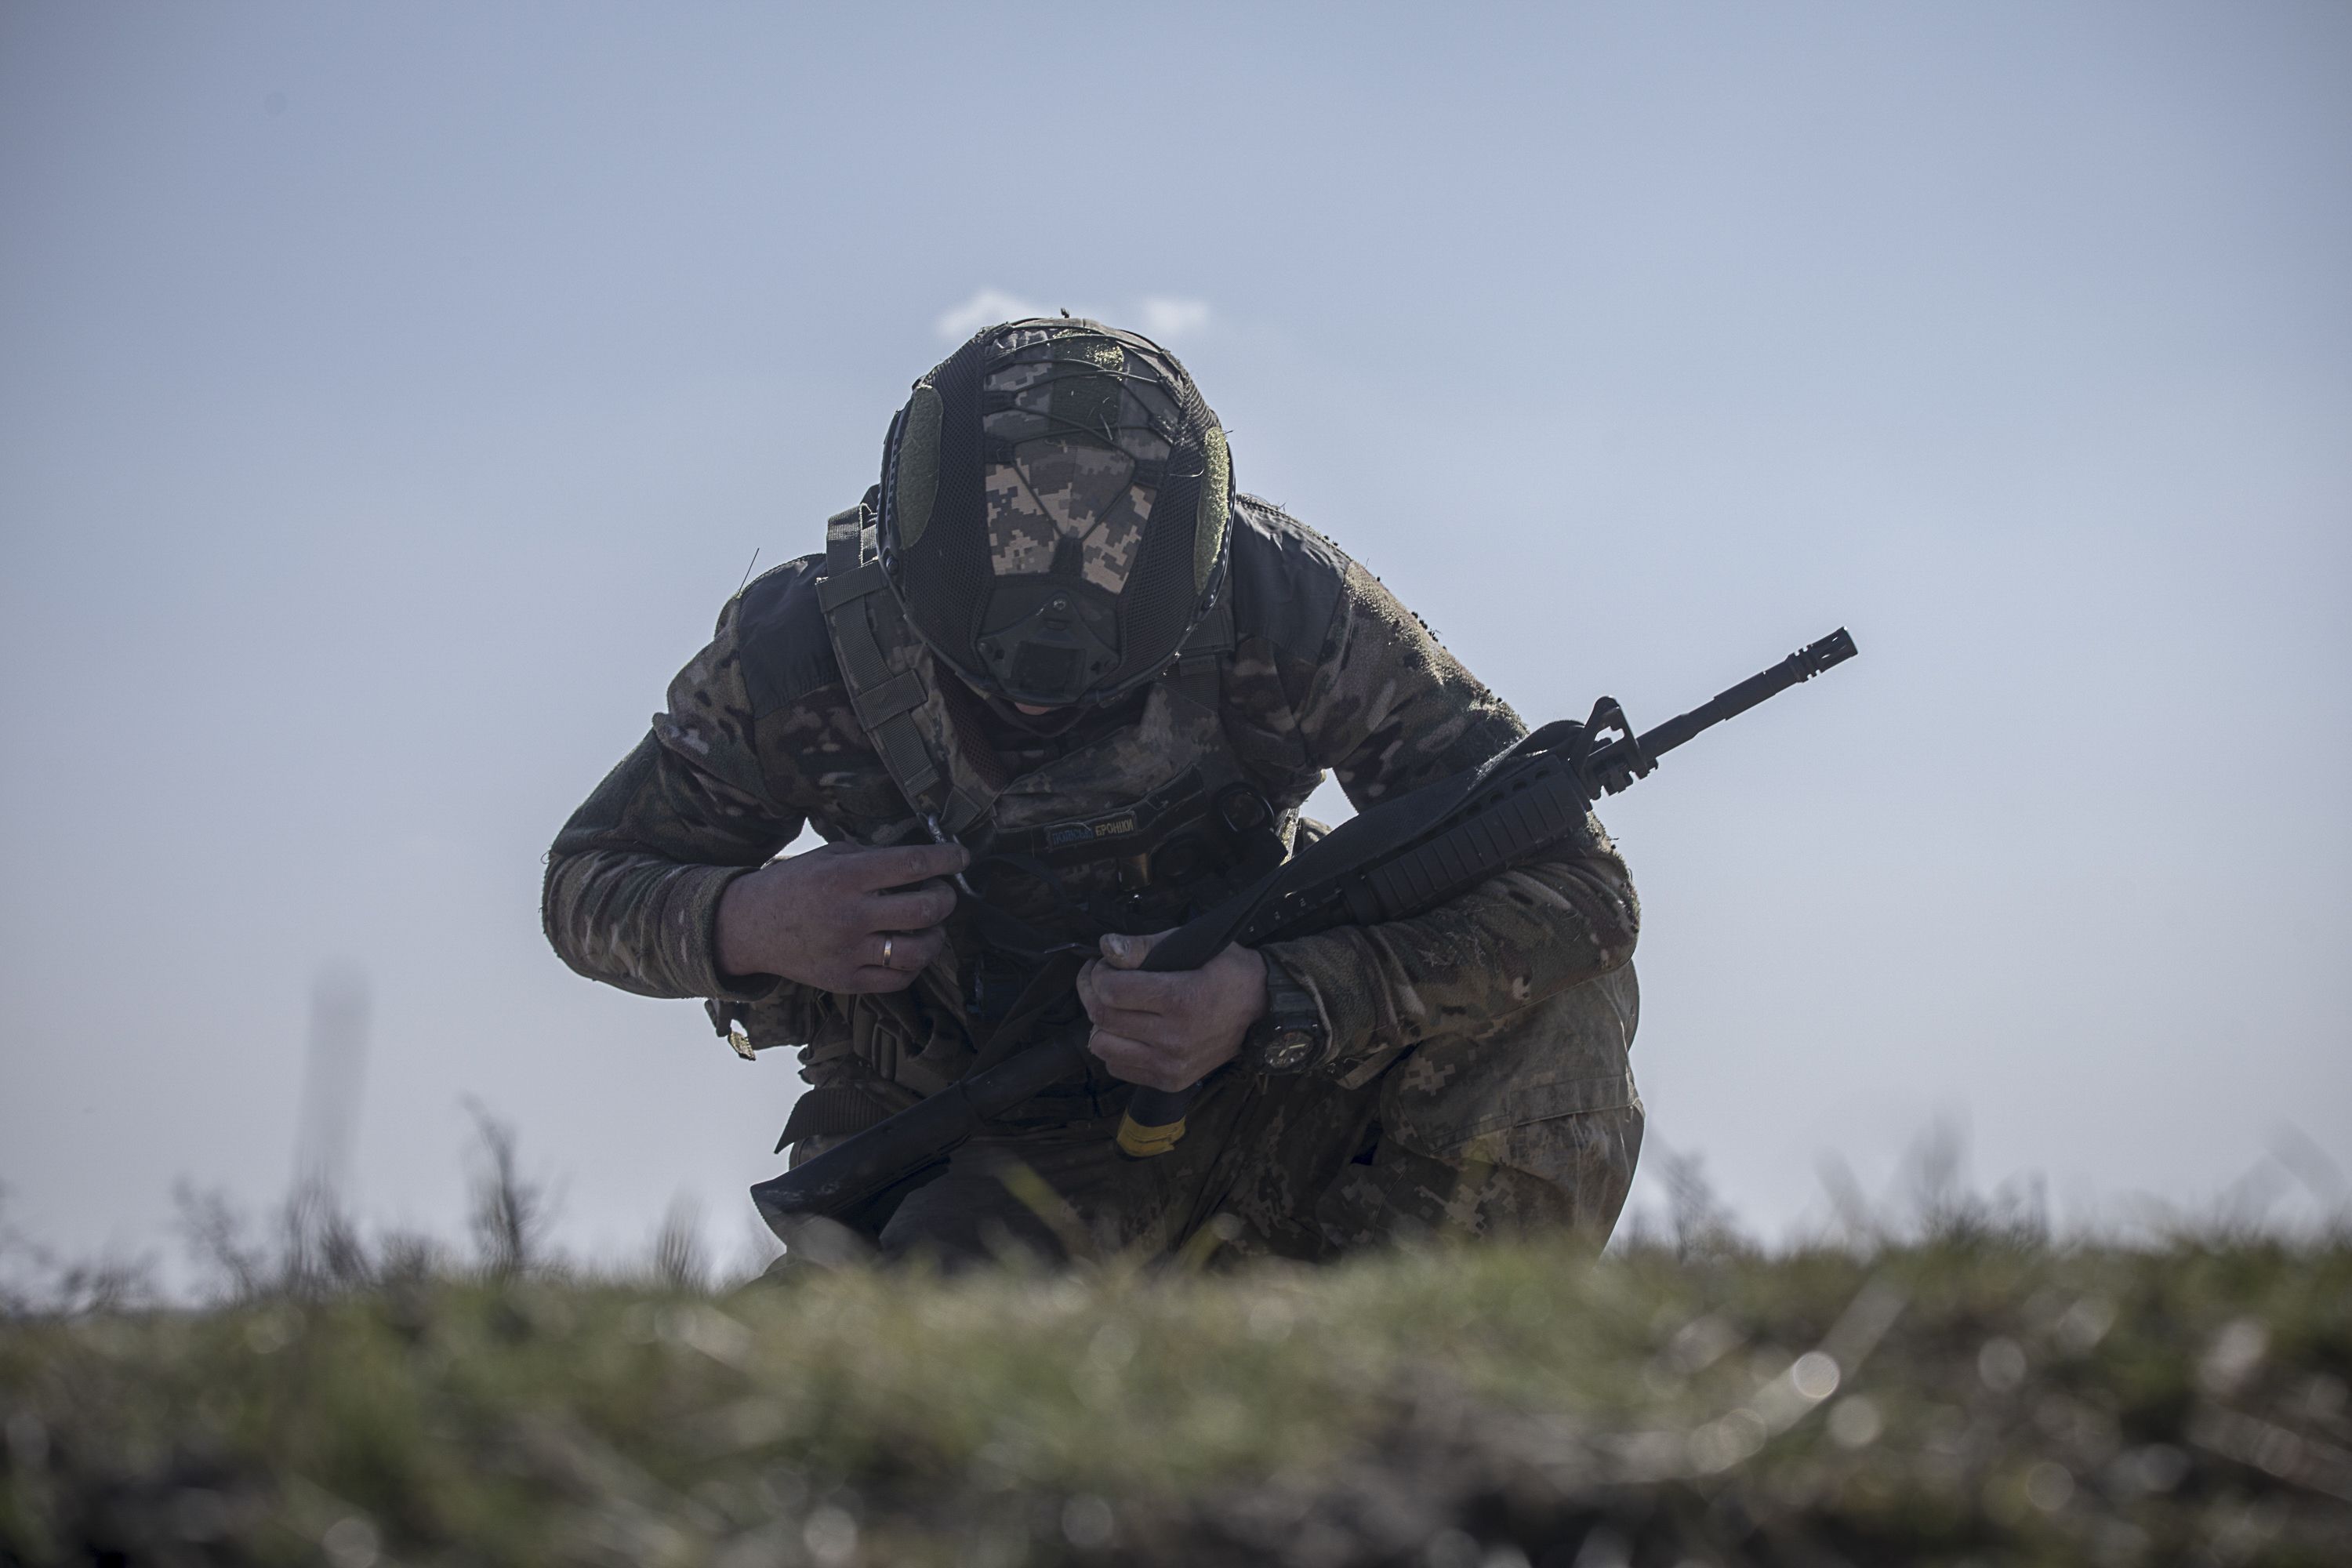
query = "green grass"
xmin=5 ymin=1231 xmax=2349 ymax=1566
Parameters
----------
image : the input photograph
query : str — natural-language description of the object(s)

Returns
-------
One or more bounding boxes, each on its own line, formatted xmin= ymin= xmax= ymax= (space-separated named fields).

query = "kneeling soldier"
xmin=543 ymin=318 xmax=1642 ymax=1265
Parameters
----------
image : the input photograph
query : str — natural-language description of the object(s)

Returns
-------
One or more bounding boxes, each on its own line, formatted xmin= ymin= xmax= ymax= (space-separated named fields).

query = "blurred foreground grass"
xmin=5 ymin=1218 xmax=2349 ymax=1566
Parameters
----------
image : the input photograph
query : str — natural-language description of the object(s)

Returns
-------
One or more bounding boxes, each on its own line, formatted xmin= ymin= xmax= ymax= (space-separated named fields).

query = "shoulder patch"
xmin=1225 ymin=494 xmax=1352 ymax=664
xmin=734 ymin=554 xmax=844 ymax=716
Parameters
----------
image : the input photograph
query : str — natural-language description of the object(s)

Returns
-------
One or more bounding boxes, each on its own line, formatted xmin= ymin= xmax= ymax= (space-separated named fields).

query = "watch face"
xmin=1261 ymin=1027 xmax=1319 ymax=1071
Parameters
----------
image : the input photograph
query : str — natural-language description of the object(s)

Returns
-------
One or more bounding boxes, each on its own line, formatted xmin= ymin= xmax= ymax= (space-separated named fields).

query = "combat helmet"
xmin=876 ymin=318 xmax=1231 ymax=709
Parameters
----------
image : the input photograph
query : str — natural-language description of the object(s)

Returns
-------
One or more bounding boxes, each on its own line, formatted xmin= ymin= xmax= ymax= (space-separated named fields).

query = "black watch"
xmin=1246 ymin=954 xmax=1329 ymax=1074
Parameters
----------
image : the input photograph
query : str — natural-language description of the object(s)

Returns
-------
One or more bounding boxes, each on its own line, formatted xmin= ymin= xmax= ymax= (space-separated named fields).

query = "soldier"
xmin=543 ymin=319 xmax=1642 ymax=1265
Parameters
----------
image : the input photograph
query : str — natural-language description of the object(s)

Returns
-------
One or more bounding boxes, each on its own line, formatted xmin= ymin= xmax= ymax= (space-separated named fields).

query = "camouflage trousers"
xmin=789 ymin=964 xmax=1642 ymax=1268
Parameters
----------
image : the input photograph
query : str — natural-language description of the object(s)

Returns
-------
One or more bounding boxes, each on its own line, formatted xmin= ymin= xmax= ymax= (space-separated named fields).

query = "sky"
xmin=2 ymin=2 xmax=2347 ymax=1273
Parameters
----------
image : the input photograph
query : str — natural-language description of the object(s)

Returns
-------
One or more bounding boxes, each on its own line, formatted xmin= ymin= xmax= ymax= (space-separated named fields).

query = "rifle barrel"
xmin=1594 ymin=627 xmax=1857 ymax=778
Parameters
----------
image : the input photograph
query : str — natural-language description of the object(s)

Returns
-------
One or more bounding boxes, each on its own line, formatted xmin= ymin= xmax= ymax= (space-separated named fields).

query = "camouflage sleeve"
xmin=540 ymin=593 xmax=818 ymax=1011
xmin=1258 ymin=561 xmax=1639 ymax=1076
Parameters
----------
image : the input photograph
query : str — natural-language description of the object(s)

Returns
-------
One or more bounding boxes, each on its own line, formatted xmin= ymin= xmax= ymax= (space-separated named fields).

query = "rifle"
xmin=752 ymin=627 xmax=1858 ymax=1240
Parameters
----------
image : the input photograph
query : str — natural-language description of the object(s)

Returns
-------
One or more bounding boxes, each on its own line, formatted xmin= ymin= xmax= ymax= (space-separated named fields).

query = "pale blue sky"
xmin=3 ymin=2 xmax=2347 ymax=1266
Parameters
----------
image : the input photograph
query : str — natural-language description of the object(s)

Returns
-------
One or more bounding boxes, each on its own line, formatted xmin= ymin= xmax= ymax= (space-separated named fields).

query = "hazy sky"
xmin=4 ymin=2 xmax=2347 ymax=1270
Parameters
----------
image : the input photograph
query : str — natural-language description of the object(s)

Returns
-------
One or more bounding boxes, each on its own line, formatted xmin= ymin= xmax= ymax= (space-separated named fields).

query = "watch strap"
xmin=1247 ymin=953 xmax=1330 ymax=1073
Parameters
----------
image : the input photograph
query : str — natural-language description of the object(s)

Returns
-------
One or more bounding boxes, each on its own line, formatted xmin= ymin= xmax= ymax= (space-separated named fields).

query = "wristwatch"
xmin=1246 ymin=953 xmax=1329 ymax=1073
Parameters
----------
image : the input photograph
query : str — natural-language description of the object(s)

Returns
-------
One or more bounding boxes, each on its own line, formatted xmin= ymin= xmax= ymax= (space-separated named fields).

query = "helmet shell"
xmin=879 ymin=319 xmax=1230 ymax=708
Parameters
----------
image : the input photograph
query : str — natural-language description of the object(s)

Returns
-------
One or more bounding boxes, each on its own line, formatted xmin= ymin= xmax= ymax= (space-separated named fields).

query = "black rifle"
xmin=752 ymin=628 xmax=1858 ymax=1239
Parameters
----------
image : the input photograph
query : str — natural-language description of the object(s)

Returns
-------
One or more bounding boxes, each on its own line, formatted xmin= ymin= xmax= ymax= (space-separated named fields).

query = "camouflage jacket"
xmin=543 ymin=495 xmax=1639 ymax=1102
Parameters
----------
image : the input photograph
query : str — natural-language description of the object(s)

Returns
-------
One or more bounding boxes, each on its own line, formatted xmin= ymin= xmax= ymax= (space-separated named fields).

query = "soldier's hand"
xmin=714 ymin=841 xmax=966 ymax=994
xmin=1077 ymin=931 xmax=1269 ymax=1093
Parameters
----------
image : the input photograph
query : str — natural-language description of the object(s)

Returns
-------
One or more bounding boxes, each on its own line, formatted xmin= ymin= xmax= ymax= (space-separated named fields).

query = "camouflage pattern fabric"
xmin=544 ymin=495 xmax=1643 ymax=1259
xmin=978 ymin=334 xmax=1168 ymax=593
xmin=781 ymin=968 xmax=1642 ymax=1267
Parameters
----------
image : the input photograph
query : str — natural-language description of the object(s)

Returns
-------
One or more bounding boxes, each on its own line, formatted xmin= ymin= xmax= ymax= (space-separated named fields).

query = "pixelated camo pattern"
xmin=981 ymin=328 xmax=1176 ymax=593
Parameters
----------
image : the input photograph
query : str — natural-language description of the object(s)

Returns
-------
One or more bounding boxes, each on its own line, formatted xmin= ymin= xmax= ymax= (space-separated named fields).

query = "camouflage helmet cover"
xmin=878 ymin=318 xmax=1231 ymax=707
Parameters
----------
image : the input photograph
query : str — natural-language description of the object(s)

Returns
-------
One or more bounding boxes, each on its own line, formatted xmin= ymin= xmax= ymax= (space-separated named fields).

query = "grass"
xmin=3 ymin=1138 xmax=2348 ymax=1565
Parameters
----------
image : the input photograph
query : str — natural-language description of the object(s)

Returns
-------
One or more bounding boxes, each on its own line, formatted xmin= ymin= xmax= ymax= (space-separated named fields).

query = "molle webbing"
xmin=773 ymin=1080 xmax=908 ymax=1151
xmin=977 ymin=764 xmax=1222 ymax=867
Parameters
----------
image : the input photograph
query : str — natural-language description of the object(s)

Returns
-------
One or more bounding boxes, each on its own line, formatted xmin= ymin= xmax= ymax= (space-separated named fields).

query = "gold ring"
xmin=881 ymin=935 xmax=896 ymax=967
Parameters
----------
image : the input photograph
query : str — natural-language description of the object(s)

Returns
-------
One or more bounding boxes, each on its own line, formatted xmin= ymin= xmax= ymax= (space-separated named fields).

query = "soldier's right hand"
xmin=713 ymin=841 xmax=967 ymax=994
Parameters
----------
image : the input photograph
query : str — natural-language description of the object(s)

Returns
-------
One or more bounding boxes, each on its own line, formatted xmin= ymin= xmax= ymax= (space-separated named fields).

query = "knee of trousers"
xmin=1374 ymin=964 xmax=1642 ymax=1192
xmin=1318 ymin=1102 xmax=1646 ymax=1247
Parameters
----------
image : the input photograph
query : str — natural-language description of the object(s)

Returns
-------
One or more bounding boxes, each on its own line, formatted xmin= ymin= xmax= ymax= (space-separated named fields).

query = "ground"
xmin=4 ymin=1205 xmax=2348 ymax=1566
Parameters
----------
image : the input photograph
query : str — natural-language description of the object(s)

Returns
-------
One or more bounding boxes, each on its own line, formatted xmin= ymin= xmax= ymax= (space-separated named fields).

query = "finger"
xmin=1077 ymin=958 xmax=1165 ymax=1019
xmin=864 ymin=881 xmax=957 ymax=931
xmin=1091 ymin=966 xmax=1189 ymax=1015
xmin=1085 ymin=1029 xmax=1190 ymax=1092
xmin=1097 ymin=929 xmax=1175 ymax=971
xmin=1080 ymin=999 xmax=1185 ymax=1044
xmin=865 ymin=926 xmax=945 ymax=974
xmin=838 ymin=964 xmax=923 ymax=994
xmin=840 ymin=843 xmax=971 ymax=892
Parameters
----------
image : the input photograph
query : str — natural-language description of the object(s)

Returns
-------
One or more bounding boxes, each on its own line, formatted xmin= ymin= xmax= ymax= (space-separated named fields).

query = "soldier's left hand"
xmin=1077 ymin=931 xmax=1269 ymax=1092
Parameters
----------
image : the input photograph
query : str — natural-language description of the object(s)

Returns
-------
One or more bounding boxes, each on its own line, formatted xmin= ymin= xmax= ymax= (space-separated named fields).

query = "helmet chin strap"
xmin=975 ymin=682 xmax=1144 ymax=739
xmin=983 ymin=692 xmax=1090 ymax=735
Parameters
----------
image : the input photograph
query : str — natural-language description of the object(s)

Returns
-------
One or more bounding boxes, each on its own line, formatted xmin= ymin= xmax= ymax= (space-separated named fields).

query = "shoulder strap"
xmin=816 ymin=503 xmax=1012 ymax=838
xmin=816 ymin=503 xmax=952 ymax=817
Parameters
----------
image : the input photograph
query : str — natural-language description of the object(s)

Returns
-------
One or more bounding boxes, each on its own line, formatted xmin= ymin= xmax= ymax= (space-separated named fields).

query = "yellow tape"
xmin=1116 ymin=1112 xmax=1187 ymax=1158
